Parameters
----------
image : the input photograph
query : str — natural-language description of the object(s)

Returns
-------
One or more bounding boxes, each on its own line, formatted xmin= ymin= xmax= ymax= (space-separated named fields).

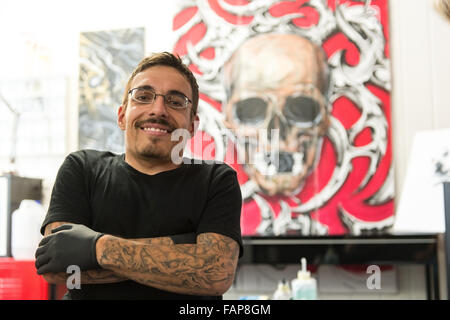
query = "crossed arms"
xmin=41 ymin=221 xmax=239 ymax=296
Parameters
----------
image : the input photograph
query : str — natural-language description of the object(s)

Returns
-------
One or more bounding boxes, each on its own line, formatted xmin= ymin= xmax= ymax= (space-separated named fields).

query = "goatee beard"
xmin=137 ymin=140 xmax=171 ymax=162
xmin=134 ymin=116 xmax=176 ymax=161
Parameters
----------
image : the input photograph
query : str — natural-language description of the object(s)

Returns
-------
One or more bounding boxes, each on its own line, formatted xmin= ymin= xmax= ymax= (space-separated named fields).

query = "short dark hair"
xmin=122 ymin=52 xmax=199 ymax=116
xmin=436 ymin=0 xmax=450 ymax=21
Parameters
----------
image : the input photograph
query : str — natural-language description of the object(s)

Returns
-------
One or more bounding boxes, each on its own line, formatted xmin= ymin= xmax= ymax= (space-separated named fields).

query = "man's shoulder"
xmin=182 ymin=159 xmax=239 ymax=188
xmin=68 ymin=149 xmax=120 ymax=161
xmin=183 ymin=158 xmax=237 ymax=175
xmin=65 ymin=149 xmax=122 ymax=168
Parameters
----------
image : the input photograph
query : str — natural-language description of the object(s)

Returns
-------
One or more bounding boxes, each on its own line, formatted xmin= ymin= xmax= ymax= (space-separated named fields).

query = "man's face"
xmin=118 ymin=65 xmax=197 ymax=164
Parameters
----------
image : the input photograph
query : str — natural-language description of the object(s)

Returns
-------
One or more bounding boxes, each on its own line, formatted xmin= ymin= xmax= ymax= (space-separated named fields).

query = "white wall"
xmin=1 ymin=0 xmax=449 ymax=211
xmin=390 ymin=0 xmax=450 ymax=204
xmin=0 ymin=0 xmax=177 ymax=206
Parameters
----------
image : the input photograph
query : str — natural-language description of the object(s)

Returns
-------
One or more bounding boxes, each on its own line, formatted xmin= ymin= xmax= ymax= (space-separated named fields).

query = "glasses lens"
xmin=283 ymin=95 xmax=321 ymax=127
xmin=131 ymin=89 xmax=155 ymax=104
xmin=234 ymin=97 xmax=268 ymax=124
xmin=165 ymin=94 xmax=187 ymax=109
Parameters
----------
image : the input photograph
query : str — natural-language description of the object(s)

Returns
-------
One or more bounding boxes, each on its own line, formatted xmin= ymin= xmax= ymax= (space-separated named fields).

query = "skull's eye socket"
xmin=283 ymin=96 xmax=321 ymax=127
xmin=234 ymin=97 xmax=268 ymax=124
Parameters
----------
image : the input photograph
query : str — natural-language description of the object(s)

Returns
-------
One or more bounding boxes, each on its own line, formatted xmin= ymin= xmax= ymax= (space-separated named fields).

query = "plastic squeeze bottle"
xmin=272 ymin=278 xmax=292 ymax=300
xmin=291 ymin=257 xmax=318 ymax=300
xmin=11 ymin=200 xmax=45 ymax=260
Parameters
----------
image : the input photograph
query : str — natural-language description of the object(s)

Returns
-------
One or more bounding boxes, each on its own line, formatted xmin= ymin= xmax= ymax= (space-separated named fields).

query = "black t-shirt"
xmin=41 ymin=150 xmax=243 ymax=300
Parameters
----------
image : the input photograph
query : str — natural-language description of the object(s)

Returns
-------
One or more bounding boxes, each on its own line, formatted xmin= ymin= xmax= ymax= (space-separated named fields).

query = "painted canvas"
xmin=79 ymin=28 xmax=145 ymax=154
xmin=173 ymin=0 xmax=393 ymax=236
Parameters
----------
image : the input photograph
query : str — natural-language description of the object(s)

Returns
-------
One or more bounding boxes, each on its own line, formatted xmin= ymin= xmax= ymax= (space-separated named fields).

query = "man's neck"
xmin=124 ymin=153 xmax=181 ymax=175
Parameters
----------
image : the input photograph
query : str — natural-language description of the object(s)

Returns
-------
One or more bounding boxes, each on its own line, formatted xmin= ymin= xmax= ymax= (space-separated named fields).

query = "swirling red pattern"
xmin=173 ymin=0 xmax=393 ymax=235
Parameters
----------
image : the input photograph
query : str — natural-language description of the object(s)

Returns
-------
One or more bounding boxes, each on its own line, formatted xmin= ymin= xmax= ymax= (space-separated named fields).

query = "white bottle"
xmin=291 ymin=257 xmax=318 ymax=300
xmin=272 ymin=278 xmax=292 ymax=300
xmin=11 ymin=200 xmax=45 ymax=260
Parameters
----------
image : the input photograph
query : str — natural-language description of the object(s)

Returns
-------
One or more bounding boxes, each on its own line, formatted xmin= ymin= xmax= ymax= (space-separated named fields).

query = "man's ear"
xmin=190 ymin=114 xmax=200 ymax=137
xmin=117 ymin=105 xmax=126 ymax=130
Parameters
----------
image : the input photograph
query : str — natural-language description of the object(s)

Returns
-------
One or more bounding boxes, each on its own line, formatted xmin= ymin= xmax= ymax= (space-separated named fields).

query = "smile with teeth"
xmin=141 ymin=127 xmax=169 ymax=133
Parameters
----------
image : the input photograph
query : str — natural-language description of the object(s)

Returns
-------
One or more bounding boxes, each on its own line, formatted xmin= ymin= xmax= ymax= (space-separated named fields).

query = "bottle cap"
xmin=277 ymin=281 xmax=284 ymax=289
xmin=297 ymin=257 xmax=311 ymax=279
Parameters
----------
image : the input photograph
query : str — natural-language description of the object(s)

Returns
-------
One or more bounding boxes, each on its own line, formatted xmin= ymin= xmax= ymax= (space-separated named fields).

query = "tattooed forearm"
xmin=41 ymin=237 xmax=173 ymax=285
xmin=81 ymin=269 xmax=127 ymax=284
xmin=128 ymin=236 xmax=174 ymax=246
xmin=41 ymin=221 xmax=139 ymax=285
xmin=96 ymin=233 xmax=239 ymax=296
xmin=42 ymin=272 xmax=68 ymax=284
xmin=42 ymin=269 xmax=127 ymax=285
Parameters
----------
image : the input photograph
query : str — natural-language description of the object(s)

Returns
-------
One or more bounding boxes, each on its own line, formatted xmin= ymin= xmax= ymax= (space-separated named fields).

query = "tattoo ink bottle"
xmin=291 ymin=258 xmax=318 ymax=300
xmin=272 ymin=278 xmax=292 ymax=300
xmin=11 ymin=200 xmax=45 ymax=259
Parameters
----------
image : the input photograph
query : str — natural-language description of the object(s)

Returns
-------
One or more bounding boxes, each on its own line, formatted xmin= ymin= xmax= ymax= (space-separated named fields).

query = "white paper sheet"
xmin=393 ymin=129 xmax=450 ymax=233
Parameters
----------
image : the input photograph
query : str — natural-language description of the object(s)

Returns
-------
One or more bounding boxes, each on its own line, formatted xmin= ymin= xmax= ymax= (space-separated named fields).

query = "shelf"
xmin=239 ymin=233 xmax=441 ymax=299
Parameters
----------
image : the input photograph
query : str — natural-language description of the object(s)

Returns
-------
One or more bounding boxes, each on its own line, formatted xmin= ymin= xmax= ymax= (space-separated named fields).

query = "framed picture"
xmin=173 ymin=0 xmax=393 ymax=236
xmin=78 ymin=28 xmax=145 ymax=154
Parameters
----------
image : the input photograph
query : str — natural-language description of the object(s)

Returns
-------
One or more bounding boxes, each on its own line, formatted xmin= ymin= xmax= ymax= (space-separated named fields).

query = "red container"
xmin=0 ymin=258 xmax=48 ymax=300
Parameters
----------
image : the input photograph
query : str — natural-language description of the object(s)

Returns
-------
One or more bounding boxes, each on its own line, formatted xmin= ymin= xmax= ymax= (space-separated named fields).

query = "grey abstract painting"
xmin=79 ymin=28 xmax=145 ymax=154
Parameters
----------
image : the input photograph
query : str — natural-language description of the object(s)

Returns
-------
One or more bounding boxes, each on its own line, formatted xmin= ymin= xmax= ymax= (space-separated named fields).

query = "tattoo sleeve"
xmin=40 ymin=236 xmax=176 ymax=285
xmin=43 ymin=269 xmax=127 ymax=285
xmin=96 ymin=232 xmax=239 ymax=296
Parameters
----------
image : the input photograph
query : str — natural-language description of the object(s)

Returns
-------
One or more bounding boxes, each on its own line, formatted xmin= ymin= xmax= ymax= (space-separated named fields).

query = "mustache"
xmin=135 ymin=117 xmax=175 ymax=131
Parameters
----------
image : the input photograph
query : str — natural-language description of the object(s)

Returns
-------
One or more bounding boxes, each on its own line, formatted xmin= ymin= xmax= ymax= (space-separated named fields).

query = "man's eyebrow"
xmin=167 ymin=89 xmax=189 ymax=98
xmin=136 ymin=85 xmax=154 ymax=91
xmin=136 ymin=85 xmax=188 ymax=98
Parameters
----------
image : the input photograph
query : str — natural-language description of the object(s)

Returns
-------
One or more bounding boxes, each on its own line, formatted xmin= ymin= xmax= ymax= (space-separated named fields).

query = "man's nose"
xmin=147 ymin=95 xmax=169 ymax=117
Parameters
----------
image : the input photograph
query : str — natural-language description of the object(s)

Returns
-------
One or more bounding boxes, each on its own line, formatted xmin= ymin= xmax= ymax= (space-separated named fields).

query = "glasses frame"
xmin=128 ymin=86 xmax=192 ymax=109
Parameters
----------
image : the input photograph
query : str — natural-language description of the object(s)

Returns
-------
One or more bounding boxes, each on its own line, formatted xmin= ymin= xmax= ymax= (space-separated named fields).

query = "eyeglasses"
xmin=128 ymin=86 xmax=192 ymax=109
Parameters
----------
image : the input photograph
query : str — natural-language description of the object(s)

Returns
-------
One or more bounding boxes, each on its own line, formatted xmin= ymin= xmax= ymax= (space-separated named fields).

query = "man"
xmin=35 ymin=52 xmax=243 ymax=299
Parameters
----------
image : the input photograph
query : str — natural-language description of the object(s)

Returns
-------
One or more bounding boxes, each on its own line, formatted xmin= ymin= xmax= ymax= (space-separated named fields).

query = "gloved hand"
xmin=35 ymin=224 xmax=103 ymax=275
xmin=169 ymin=232 xmax=196 ymax=244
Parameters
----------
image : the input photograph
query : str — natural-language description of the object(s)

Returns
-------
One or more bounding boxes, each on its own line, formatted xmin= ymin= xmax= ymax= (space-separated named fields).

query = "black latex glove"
xmin=169 ymin=232 xmax=197 ymax=244
xmin=35 ymin=224 xmax=103 ymax=275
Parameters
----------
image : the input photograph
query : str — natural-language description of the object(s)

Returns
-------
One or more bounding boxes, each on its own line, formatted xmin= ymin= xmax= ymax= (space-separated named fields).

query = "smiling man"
xmin=119 ymin=64 xmax=195 ymax=173
xmin=35 ymin=52 xmax=243 ymax=300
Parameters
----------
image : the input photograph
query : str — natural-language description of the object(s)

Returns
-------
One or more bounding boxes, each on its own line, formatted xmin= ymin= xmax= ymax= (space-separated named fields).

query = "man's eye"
xmin=137 ymin=94 xmax=151 ymax=101
xmin=166 ymin=96 xmax=185 ymax=108
xmin=169 ymin=101 xmax=182 ymax=107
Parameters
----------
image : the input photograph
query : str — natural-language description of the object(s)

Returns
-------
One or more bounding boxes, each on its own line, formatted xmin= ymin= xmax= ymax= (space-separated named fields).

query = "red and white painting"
xmin=173 ymin=0 xmax=393 ymax=236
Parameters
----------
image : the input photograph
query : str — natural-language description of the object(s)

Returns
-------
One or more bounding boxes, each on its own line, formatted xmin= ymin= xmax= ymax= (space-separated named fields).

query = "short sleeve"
xmin=196 ymin=165 xmax=244 ymax=257
xmin=40 ymin=152 xmax=92 ymax=235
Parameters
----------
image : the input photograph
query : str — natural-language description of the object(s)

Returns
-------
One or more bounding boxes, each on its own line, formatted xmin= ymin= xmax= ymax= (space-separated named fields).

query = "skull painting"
xmin=223 ymin=33 xmax=331 ymax=196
